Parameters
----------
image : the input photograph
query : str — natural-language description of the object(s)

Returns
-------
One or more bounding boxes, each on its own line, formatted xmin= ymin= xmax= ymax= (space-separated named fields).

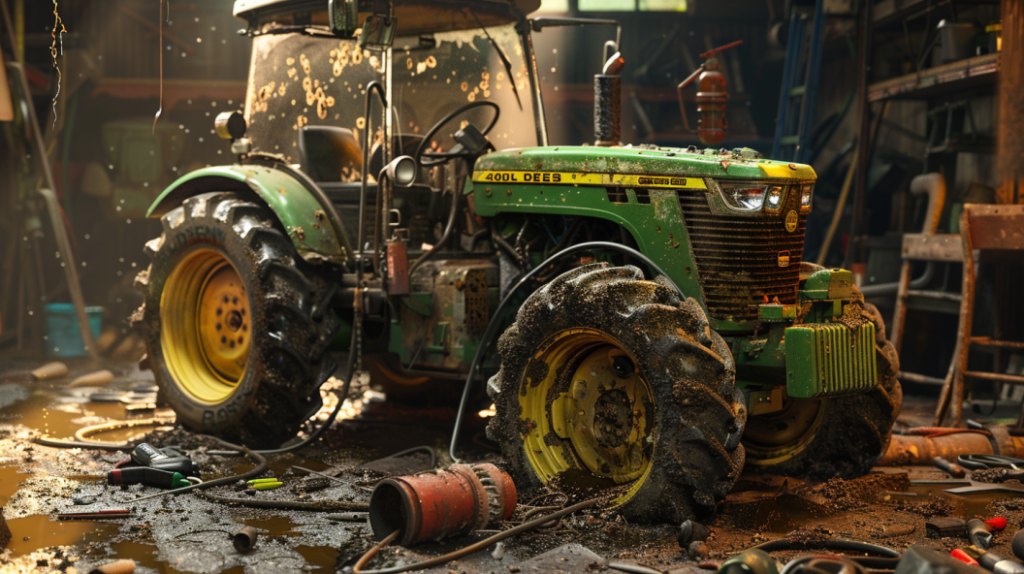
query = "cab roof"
xmin=233 ymin=0 xmax=540 ymax=35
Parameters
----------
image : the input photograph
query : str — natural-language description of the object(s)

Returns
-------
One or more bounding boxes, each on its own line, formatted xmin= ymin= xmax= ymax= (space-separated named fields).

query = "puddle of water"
xmin=0 ymin=466 xmax=30 ymax=506
xmin=296 ymin=545 xmax=339 ymax=572
xmin=242 ymin=516 xmax=302 ymax=538
xmin=0 ymin=391 xmax=127 ymax=439
xmin=6 ymin=515 xmax=119 ymax=556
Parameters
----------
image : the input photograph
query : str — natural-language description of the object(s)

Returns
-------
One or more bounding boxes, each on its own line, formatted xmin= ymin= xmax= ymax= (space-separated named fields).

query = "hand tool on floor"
xmin=935 ymin=457 xmax=968 ymax=478
xmin=247 ymin=478 xmax=283 ymax=490
xmin=107 ymin=467 xmax=191 ymax=489
xmin=976 ymin=550 xmax=1024 ymax=574
xmin=958 ymin=455 xmax=1024 ymax=470
xmin=969 ymin=519 xmax=995 ymax=549
xmin=951 ymin=549 xmax=980 ymax=566
xmin=912 ymin=478 xmax=1024 ymax=495
xmin=130 ymin=443 xmax=199 ymax=476
xmin=57 ymin=509 xmax=132 ymax=520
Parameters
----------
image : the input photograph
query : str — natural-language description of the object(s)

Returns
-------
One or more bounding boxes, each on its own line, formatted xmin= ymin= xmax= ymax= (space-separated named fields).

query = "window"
xmin=578 ymin=0 xmax=687 ymax=11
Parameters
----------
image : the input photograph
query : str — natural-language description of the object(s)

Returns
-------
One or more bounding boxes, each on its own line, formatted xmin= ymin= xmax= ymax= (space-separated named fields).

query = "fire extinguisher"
xmin=676 ymin=40 xmax=743 ymax=146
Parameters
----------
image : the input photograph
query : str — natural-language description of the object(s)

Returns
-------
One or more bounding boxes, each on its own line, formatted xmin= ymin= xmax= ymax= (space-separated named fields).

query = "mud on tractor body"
xmin=134 ymin=0 xmax=901 ymax=523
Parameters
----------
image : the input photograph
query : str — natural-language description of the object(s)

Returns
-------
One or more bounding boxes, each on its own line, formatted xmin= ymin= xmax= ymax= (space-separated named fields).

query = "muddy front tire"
xmin=488 ymin=265 xmax=747 ymax=524
xmin=135 ymin=192 xmax=340 ymax=448
xmin=742 ymin=286 xmax=902 ymax=478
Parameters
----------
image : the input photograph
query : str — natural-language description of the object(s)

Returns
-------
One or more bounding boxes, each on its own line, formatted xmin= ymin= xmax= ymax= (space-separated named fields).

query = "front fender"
xmin=147 ymin=165 xmax=349 ymax=263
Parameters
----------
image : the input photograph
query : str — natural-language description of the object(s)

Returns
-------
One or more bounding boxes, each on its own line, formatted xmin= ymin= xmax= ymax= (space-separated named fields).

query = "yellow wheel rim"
xmin=519 ymin=329 xmax=653 ymax=508
xmin=160 ymin=249 xmax=251 ymax=404
xmin=743 ymin=396 xmax=824 ymax=465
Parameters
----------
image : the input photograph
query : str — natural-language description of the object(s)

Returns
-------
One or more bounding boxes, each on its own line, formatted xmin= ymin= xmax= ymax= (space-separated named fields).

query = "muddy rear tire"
xmin=742 ymin=285 xmax=902 ymax=478
xmin=134 ymin=192 xmax=340 ymax=448
xmin=488 ymin=265 xmax=747 ymax=524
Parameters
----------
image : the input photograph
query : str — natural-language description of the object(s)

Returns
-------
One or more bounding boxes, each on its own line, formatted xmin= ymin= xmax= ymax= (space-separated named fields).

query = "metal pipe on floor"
xmin=879 ymin=426 xmax=1024 ymax=466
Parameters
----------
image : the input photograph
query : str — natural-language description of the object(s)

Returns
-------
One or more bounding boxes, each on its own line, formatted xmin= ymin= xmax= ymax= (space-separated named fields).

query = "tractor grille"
xmin=785 ymin=322 xmax=878 ymax=398
xmin=677 ymin=189 xmax=806 ymax=323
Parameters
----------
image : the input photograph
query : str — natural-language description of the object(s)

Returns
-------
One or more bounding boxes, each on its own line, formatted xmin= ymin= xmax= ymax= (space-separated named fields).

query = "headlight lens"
xmin=765 ymin=186 xmax=785 ymax=213
xmin=718 ymin=181 xmax=769 ymax=211
xmin=800 ymin=184 xmax=813 ymax=213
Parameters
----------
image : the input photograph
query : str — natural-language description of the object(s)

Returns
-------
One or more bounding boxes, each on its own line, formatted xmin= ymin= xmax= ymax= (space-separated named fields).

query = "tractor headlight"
xmin=764 ymin=186 xmax=785 ymax=213
xmin=718 ymin=181 xmax=770 ymax=211
xmin=799 ymin=183 xmax=813 ymax=213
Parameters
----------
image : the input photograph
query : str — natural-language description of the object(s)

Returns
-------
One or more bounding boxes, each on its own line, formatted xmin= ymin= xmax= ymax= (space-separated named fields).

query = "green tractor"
xmin=135 ymin=0 xmax=901 ymax=522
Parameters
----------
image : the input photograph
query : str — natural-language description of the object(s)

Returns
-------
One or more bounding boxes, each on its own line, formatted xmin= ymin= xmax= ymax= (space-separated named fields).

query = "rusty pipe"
xmin=879 ymin=426 xmax=1024 ymax=466
xmin=232 ymin=526 xmax=258 ymax=553
xmin=369 ymin=463 xmax=516 ymax=546
xmin=910 ymin=173 xmax=947 ymax=236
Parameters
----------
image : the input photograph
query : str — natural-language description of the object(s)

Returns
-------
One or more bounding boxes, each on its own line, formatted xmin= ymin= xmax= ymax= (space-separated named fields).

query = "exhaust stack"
xmin=594 ymin=52 xmax=624 ymax=146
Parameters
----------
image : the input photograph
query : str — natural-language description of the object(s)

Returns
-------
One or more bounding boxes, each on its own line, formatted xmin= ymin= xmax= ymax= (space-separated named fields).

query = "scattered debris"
xmin=88 ymin=559 xmax=135 ymax=574
xmin=68 ymin=370 xmax=115 ymax=388
xmin=31 ymin=361 xmax=68 ymax=380
xmin=232 ymin=526 xmax=258 ymax=553
xmin=926 ymin=517 xmax=967 ymax=538
xmin=678 ymin=519 xmax=709 ymax=547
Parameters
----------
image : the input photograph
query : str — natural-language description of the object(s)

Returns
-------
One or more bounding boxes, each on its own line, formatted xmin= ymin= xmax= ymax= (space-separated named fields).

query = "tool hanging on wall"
xmin=675 ymin=40 xmax=743 ymax=146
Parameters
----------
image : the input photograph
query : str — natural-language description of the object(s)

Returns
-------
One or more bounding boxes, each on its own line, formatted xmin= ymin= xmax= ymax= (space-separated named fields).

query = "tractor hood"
xmin=472 ymin=146 xmax=817 ymax=183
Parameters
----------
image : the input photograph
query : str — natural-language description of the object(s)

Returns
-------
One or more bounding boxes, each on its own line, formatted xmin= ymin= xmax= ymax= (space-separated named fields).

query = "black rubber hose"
xmin=751 ymin=539 xmax=901 ymax=558
xmin=360 ymin=81 xmax=387 ymax=280
xmin=448 ymin=241 xmax=683 ymax=462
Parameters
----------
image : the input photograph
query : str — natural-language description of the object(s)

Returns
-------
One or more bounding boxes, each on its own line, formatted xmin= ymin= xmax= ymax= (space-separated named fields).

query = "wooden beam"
xmin=998 ymin=0 xmax=1024 ymax=204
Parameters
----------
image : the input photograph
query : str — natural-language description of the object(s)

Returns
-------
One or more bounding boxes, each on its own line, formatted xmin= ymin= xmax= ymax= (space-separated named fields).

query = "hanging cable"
xmin=448 ymin=241 xmax=683 ymax=462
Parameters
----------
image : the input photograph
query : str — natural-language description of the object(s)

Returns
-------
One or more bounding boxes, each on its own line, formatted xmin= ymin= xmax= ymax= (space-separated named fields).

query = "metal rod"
xmin=520 ymin=23 xmax=548 ymax=147
xmin=4 ymin=56 xmax=97 ymax=358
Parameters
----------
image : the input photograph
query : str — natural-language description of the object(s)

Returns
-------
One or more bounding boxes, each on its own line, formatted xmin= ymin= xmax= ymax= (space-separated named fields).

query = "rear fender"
xmin=147 ymin=165 xmax=349 ymax=263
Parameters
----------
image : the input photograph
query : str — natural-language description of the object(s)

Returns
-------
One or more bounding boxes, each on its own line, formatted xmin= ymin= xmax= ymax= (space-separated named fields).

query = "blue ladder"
xmin=772 ymin=0 xmax=827 ymax=163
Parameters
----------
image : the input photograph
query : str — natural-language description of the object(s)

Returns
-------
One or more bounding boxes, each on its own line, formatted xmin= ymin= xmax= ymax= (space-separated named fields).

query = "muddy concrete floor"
xmin=1 ymin=355 xmax=1023 ymax=573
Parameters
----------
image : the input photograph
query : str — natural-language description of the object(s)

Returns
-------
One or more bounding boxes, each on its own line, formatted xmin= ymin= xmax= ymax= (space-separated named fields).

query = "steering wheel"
xmin=414 ymin=101 xmax=500 ymax=167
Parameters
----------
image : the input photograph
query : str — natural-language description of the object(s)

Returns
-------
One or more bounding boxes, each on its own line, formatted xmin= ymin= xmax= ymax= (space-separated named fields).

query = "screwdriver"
xmin=108 ymin=467 xmax=192 ymax=489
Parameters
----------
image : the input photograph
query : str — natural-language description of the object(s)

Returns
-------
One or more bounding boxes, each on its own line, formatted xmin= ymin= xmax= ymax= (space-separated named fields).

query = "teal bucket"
xmin=44 ymin=303 xmax=104 ymax=358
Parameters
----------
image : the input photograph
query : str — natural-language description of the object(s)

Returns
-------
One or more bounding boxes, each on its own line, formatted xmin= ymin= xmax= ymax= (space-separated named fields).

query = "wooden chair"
xmin=936 ymin=204 xmax=1024 ymax=426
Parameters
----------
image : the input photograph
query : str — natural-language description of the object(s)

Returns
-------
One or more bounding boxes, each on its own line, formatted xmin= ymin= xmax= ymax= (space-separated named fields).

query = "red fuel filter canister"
xmin=368 ymin=463 xmax=516 ymax=546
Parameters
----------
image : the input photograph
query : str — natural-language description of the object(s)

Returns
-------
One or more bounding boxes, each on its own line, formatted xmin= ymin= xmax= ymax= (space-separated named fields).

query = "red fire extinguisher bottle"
xmin=677 ymin=40 xmax=742 ymax=147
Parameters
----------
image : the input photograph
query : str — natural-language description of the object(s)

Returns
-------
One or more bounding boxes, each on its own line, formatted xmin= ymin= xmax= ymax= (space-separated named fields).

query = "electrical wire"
xmin=449 ymin=241 xmax=683 ymax=463
xmin=198 ymin=491 xmax=368 ymax=512
xmin=352 ymin=498 xmax=600 ymax=574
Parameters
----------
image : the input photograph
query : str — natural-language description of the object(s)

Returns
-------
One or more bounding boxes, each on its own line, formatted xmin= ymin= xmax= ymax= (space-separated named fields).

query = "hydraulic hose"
xmin=360 ymin=81 xmax=387 ymax=280
xmin=448 ymin=241 xmax=683 ymax=463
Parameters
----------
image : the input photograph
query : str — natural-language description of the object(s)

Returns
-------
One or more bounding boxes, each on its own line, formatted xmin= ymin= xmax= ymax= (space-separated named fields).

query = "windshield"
xmin=244 ymin=22 xmax=539 ymax=175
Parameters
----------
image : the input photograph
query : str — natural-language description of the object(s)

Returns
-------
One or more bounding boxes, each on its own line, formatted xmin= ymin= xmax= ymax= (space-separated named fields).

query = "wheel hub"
xmin=160 ymin=249 xmax=251 ymax=404
xmin=593 ymin=389 xmax=633 ymax=449
xmin=197 ymin=264 xmax=250 ymax=382
xmin=519 ymin=330 xmax=653 ymax=496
